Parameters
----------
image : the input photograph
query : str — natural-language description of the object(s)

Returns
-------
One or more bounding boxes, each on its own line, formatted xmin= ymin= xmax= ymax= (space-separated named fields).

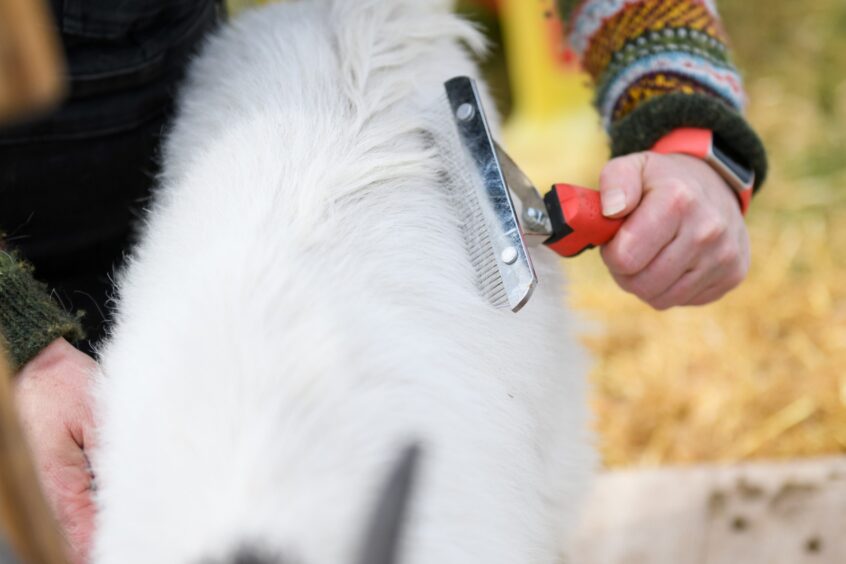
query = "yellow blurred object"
xmin=498 ymin=0 xmax=588 ymax=119
xmin=498 ymin=0 xmax=607 ymax=191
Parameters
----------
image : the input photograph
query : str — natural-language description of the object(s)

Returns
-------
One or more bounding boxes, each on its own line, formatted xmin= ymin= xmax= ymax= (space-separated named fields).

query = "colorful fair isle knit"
xmin=557 ymin=0 xmax=767 ymax=189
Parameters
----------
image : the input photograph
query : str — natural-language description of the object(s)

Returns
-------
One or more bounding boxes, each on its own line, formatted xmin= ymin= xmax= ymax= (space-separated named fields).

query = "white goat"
xmin=92 ymin=1 xmax=595 ymax=563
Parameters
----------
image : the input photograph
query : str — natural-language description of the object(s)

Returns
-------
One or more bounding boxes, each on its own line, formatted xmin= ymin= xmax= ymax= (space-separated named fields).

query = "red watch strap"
xmin=651 ymin=127 xmax=712 ymax=159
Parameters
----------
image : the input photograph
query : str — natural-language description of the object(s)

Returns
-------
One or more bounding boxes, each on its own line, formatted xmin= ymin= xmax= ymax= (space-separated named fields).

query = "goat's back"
xmin=92 ymin=1 xmax=594 ymax=563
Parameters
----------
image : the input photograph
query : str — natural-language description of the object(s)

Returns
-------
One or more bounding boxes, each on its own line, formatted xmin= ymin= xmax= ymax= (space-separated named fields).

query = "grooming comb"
xmin=444 ymin=76 xmax=623 ymax=312
xmin=444 ymin=77 xmax=537 ymax=311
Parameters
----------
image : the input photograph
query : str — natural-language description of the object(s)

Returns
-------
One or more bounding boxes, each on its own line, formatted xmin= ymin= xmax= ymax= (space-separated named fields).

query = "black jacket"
xmin=0 ymin=1 xmax=221 ymax=352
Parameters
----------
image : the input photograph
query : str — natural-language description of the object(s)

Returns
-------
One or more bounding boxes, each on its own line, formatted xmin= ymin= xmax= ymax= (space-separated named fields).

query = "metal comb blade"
xmin=443 ymin=76 xmax=537 ymax=312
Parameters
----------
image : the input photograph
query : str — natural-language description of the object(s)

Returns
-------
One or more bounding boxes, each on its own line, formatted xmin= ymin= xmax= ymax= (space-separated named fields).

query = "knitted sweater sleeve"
xmin=0 ymin=251 xmax=83 ymax=370
xmin=557 ymin=0 xmax=767 ymax=189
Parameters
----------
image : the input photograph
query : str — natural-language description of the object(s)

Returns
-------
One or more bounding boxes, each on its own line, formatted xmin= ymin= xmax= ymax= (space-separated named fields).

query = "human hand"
xmin=598 ymin=152 xmax=750 ymax=309
xmin=14 ymin=338 xmax=97 ymax=564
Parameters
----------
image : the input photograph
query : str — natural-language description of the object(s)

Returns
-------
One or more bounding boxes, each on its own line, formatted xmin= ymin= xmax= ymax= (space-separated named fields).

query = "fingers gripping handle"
xmin=543 ymin=183 xmax=624 ymax=257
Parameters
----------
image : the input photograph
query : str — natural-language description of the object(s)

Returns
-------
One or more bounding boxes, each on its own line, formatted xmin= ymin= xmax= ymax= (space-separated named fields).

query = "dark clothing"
xmin=0 ymin=1 xmax=220 ymax=354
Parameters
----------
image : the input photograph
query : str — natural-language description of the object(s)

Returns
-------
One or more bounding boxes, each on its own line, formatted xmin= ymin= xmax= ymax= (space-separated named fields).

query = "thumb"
xmin=598 ymin=152 xmax=648 ymax=218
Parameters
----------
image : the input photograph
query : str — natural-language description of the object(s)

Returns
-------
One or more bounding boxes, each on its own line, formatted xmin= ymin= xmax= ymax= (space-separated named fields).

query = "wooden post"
xmin=0 ymin=2 xmax=69 ymax=558
xmin=0 ymin=350 xmax=68 ymax=563
xmin=0 ymin=0 xmax=65 ymax=122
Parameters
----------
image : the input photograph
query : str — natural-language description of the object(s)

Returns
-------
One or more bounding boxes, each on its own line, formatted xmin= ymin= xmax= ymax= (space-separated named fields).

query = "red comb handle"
xmin=543 ymin=183 xmax=623 ymax=257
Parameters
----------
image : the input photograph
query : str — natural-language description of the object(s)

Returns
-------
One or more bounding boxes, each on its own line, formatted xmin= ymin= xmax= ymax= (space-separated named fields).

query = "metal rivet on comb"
xmin=501 ymin=246 xmax=518 ymax=265
xmin=456 ymin=103 xmax=475 ymax=121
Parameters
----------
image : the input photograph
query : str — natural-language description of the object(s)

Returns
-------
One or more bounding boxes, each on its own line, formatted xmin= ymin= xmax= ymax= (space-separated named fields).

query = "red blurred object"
xmin=544 ymin=1 xmax=580 ymax=69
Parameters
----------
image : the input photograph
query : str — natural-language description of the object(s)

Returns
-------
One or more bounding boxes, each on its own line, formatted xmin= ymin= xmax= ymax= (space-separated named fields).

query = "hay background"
xmin=226 ymin=0 xmax=846 ymax=468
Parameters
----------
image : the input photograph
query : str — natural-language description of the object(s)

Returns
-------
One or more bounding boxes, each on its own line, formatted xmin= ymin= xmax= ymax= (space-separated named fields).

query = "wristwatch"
xmin=651 ymin=128 xmax=755 ymax=214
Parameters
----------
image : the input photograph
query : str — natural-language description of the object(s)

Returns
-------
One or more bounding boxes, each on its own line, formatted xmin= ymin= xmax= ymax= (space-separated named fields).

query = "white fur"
xmin=92 ymin=1 xmax=595 ymax=562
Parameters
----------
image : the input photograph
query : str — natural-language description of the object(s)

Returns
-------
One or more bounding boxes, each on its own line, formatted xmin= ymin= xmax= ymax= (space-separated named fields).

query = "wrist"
xmin=609 ymin=93 xmax=769 ymax=196
xmin=651 ymin=127 xmax=754 ymax=215
xmin=662 ymin=153 xmax=743 ymax=214
xmin=19 ymin=337 xmax=77 ymax=375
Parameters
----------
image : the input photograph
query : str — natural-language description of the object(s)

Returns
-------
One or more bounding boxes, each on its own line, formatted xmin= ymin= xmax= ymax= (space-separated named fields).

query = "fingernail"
xmin=602 ymin=189 xmax=626 ymax=216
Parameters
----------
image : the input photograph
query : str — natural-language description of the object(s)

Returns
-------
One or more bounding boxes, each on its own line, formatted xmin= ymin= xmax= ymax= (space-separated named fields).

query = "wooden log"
xmin=0 ymin=0 xmax=65 ymax=122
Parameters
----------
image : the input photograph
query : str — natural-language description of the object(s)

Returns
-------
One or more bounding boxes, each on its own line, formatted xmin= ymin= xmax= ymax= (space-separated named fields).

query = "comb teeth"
xmin=451 ymin=177 xmax=510 ymax=309
xmin=436 ymin=76 xmax=537 ymax=312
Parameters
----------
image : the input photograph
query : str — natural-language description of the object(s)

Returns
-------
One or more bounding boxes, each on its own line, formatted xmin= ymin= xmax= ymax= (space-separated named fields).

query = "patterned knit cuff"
xmin=565 ymin=0 xmax=744 ymax=127
xmin=0 ymin=252 xmax=84 ymax=371
xmin=558 ymin=0 xmax=767 ymax=189
xmin=611 ymin=92 xmax=768 ymax=190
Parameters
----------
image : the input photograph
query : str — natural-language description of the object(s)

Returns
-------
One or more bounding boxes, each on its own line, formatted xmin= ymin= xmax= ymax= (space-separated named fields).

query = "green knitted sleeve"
xmin=610 ymin=93 xmax=768 ymax=189
xmin=0 ymin=252 xmax=84 ymax=371
xmin=557 ymin=0 xmax=768 ymax=189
